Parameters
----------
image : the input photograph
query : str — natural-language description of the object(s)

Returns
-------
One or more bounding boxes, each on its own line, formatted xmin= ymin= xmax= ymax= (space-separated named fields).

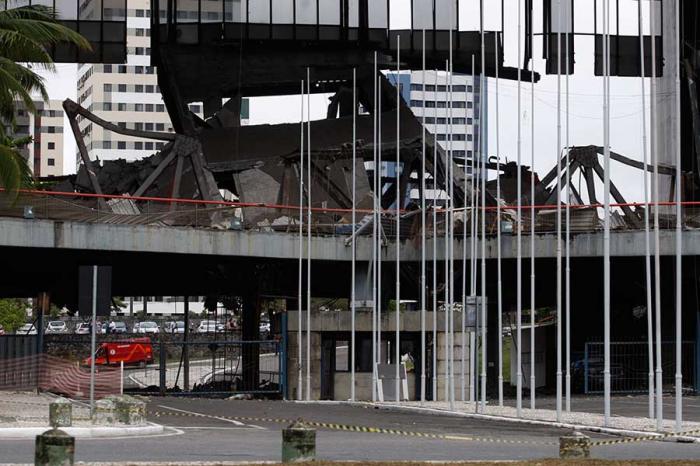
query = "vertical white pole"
xmin=120 ymin=360 xmax=124 ymax=395
xmin=298 ymin=80 xmax=305 ymax=401
xmin=638 ymin=0 xmax=654 ymax=421
xmin=306 ymin=69 xmax=312 ymax=401
xmin=516 ymin=0 xmax=523 ymax=419
xmin=372 ymin=53 xmax=379 ymax=403
xmin=448 ymin=33 xmax=456 ymax=409
xmin=529 ymin=15 xmax=537 ymax=411
xmin=378 ymin=76 xmax=384 ymax=383
xmin=479 ymin=0 xmax=486 ymax=412
xmin=673 ymin=0 xmax=683 ymax=432
xmin=395 ymin=36 xmax=401 ymax=403
xmin=495 ymin=33 xmax=503 ymax=408
xmin=469 ymin=54 xmax=476 ymax=405
xmin=564 ymin=0 xmax=572 ymax=413
xmin=555 ymin=0 xmax=563 ymax=424
xmin=351 ymin=67 xmax=357 ymax=402
xmin=421 ymin=30 xmax=427 ymax=405
xmin=433 ymin=69 xmax=439 ymax=401
xmin=650 ymin=0 xmax=663 ymax=430
xmin=444 ymin=61 xmax=451 ymax=406
xmin=603 ymin=0 xmax=612 ymax=428
xmin=461 ymin=68 xmax=468 ymax=403
xmin=90 ymin=265 xmax=97 ymax=416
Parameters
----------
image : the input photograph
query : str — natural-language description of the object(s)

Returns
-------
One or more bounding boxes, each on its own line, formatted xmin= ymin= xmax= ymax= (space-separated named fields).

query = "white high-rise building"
xmin=9 ymin=100 xmax=65 ymax=178
xmin=75 ymin=0 xmax=206 ymax=167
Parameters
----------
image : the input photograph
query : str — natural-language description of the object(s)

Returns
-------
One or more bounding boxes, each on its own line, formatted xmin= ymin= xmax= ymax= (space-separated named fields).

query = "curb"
xmin=0 ymin=422 xmax=164 ymax=439
xmin=325 ymin=401 xmax=700 ymax=444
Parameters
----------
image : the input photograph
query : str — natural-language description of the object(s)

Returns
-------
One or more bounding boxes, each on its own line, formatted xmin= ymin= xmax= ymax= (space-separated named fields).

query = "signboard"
xmin=78 ymin=266 xmax=112 ymax=317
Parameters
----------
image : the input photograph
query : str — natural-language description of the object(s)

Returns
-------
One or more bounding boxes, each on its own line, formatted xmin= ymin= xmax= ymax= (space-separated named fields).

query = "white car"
xmin=165 ymin=321 xmax=185 ymax=334
xmin=46 ymin=321 xmax=68 ymax=334
xmin=136 ymin=321 xmax=160 ymax=334
xmin=196 ymin=321 xmax=219 ymax=333
xmin=16 ymin=323 xmax=37 ymax=335
xmin=75 ymin=322 xmax=95 ymax=334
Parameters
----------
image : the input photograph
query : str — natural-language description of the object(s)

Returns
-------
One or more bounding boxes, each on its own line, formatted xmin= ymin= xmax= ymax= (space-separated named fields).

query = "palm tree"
xmin=0 ymin=5 xmax=89 ymax=195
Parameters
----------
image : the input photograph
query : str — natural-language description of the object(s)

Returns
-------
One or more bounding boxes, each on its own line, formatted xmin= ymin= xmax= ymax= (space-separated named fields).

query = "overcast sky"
xmin=41 ymin=1 xmax=663 ymax=203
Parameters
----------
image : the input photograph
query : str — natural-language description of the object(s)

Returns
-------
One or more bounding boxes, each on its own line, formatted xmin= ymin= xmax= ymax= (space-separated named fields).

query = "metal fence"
xmin=583 ymin=341 xmax=696 ymax=394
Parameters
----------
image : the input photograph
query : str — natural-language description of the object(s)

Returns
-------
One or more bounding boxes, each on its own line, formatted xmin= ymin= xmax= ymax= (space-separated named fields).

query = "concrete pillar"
xmin=242 ymin=292 xmax=260 ymax=391
xmin=35 ymin=429 xmax=74 ymax=466
xmin=559 ymin=432 xmax=590 ymax=459
xmin=282 ymin=420 xmax=316 ymax=463
xmin=114 ymin=396 xmax=146 ymax=425
xmin=49 ymin=398 xmax=72 ymax=428
xmin=92 ymin=398 xmax=116 ymax=425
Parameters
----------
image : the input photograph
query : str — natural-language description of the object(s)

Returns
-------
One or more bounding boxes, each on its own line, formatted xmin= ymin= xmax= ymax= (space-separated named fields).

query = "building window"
xmin=145 ymin=122 xmax=154 ymax=131
xmin=145 ymin=142 xmax=153 ymax=150
xmin=47 ymin=142 xmax=55 ymax=150
xmin=155 ymin=123 xmax=165 ymax=131
xmin=103 ymin=65 xmax=112 ymax=73
xmin=135 ymin=85 xmax=143 ymax=93
xmin=145 ymin=104 xmax=154 ymax=112
xmin=156 ymin=104 xmax=165 ymax=112
xmin=136 ymin=9 xmax=144 ymax=17
xmin=47 ymin=158 xmax=55 ymax=166
xmin=118 ymin=103 xmax=126 ymax=111
xmin=134 ymin=141 xmax=143 ymax=150
xmin=117 ymin=141 xmax=126 ymax=150
xmin=104 ymin=83 xmax=112 ymax=92
xmin=146 ymin=85 xmax=154 ymax=93
xmin=118 ymin=65 xmax=127 ymax=74
xmin=47 ymin=126 xmax=56 ymax=133
xmin=335 ymin=340 xmax=349 ymax=372
xmin=135 ymin=122 xmax=144 ymax=130
xmin=118 ymin=84 xmax=127 ymax=92
xmin=135 ymin=104 xmax=144 ymax=112
xmin=103 ymin=103 xmax=112 ymax=111
xmin=103 ymin=141 xmax=111 ymax=149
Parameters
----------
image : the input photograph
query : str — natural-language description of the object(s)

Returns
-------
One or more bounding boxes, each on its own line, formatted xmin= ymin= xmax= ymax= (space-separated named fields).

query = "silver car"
xmin=46 ymin=321 xmax=68 ymax=334
xmin=137 ymin=321 xmax=160 ymax=334
xmin=16 ymin=323 xmax=37 ymax=335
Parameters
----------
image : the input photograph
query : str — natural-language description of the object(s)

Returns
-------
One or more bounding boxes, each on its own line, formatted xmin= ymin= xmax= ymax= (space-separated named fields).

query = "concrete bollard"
xmin=282 ymin=420 xmax=316 ymax=463
xmin=114 ymin=395 xmax=146 ymax=425
xmin=49 ymin=398 xmax=72 ymax=428
xmin=35 ymin=428 xmax=74 ymax=466
xmin=559 ymin=431 xmax=591 ymax=459
xmin=92 ymin=398 xmax=116 ymax=425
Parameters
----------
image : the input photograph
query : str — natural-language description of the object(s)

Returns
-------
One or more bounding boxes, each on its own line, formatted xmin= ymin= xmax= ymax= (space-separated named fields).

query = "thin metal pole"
xmin=420 ymin=30 xmax=427 ymax=405
xmin=306 ymin=68 xmax=312 ymax=401
xmin=638 ymin=0 xmax=654 ymax=420
xmin=372 ymin=52 xmax=379 ymax=403
xmin=529 ymin=14 xmax=536 ymax=411
xmin=516 ymin=0 xmax=523 ymax=418
xmin=432 ymin=69 xmax=439 ymax=401
xmin=448 ymin=33 xmax=456 ymax=409
xmin=90 ymin=265 xmax=97 ymax=416
xmin=495 ymin=33 xmax=503 ymax=407
xmin=351 ymin=67 xmax=357 ymax=402
xmin=603 ymin=0 xmax=612 ymax=427
xmin=444 ymin=61 xmax=451 ymax=406
xmin=479 ymin=0 xmax=486 ymax=413
xmin=298 ymin=79 xmax=304 ymax=401
xmin=564 ymin=0 xmax=572 ymax=414
xmin=674 ymin=0 xmax=683 ymax=432
xmin=651 ymin=0 xmax=663 ymax=430
xmin=469 ymin=54 xmax=476 ymax=405
xmin=461 ymin=72 xmax=468 ymax=403
xmin=378 ymin=75 xmax=384 ymax=388
xmin=395 ymin=36 xmax=401 ymax=403
xmin=555 ymin=0 xmax=563 ymax=424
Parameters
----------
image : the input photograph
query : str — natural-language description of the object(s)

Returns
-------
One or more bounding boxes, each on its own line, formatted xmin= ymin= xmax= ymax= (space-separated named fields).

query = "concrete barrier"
xmin=559 ymin=432 xmax=591 ymax=459
xmin=114 ymin=395 xmax=146 ymax=425
xmin=92 ymin=398 xmax=116 ymax=425
xmin=35 ymin=428 xmax=74 ymax=466
xmin=282 ymin=420 xmax=316 ymax=463
xmin=49 ymin=398 xmax=72 ymax=428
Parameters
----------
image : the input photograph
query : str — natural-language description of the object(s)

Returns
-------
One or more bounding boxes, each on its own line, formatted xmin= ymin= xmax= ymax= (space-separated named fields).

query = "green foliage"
xmin=0 ymin=298 xmax=28 ymax=332
xmin=48 ymin=303 xmax=62 ymax=318
xmin=0 ymin=5 xmax=89 ymax=196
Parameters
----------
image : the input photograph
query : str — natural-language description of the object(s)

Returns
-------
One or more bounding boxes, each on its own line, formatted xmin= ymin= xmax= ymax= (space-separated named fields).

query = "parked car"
xmin=136 ymin=321 xmax=159 ymax=334
xmin=45 ymin=321 xmax=68 ymax=334
xmin=164 ymin=321 xmax=185 ymax=334
xmin=75 ymin=322 xmax=95 ymax=334
xmin=196 ymin=320 xmax=219 ymax=333
xmin=16 ymin=323 xmax=37 ymax=335
xmin=102 ymin=321 xmax=128 ymax=334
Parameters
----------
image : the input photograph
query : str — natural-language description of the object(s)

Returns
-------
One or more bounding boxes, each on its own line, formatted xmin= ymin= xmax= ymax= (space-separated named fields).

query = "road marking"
xmin=156 ymin=405 xmax=265 ymax=430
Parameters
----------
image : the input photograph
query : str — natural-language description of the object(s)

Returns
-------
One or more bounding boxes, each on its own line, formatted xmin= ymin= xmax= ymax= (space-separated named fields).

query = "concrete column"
xmin=282 ymin=420 xmax=316 ymax=463
xmin=35 ymin=429 xmax=74 ymax=466
xmin=242 ymin=292 xmax=260 ymax=391
xmin=49 ymin=398 xmax=72 ymax=428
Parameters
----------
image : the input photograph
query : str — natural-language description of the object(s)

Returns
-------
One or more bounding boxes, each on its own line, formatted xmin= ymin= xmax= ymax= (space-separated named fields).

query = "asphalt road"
xmin=1 ymin=398 xmax=700 ymax=463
